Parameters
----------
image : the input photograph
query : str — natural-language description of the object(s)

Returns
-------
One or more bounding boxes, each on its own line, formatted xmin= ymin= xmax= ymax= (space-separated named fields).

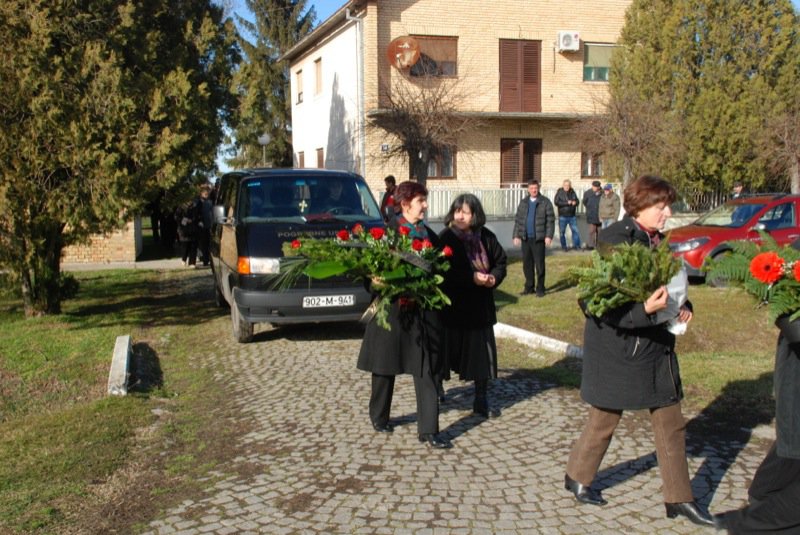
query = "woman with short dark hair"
xmin=564 ymin=175 xmax=713 ymax=526
xmin=357 ymin=181 xmax=452 ymax=449
xmin=439 ymin=194 xmax=506 ymax=416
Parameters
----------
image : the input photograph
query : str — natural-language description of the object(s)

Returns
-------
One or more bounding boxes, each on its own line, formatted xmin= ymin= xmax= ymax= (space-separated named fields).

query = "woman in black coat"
xmin=564 ymin=175 xmax=714 ymax=527
xmin=356 ymin=181 xmax=451 ymax=449
xmin=715 ymin=301 xmax=800 ymax=531
xmin=438 ymin=194 xmax=507 ymax=417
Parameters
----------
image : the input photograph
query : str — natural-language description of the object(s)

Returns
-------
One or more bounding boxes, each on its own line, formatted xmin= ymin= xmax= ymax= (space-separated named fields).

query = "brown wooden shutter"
xmin=522 ymin=139 xmax=542 ymax=181
xmin=501 ymin=139 xmax=521 ymax=184
xmin=522 ymin=41 xmax=541 ymax=112
xmin=316 ymin=148 xmax=324 ymax=168
xmin=499 ymin=40 xmax=520 ymax=112
xmin=499 ymin=40 xmax=541 ymax=112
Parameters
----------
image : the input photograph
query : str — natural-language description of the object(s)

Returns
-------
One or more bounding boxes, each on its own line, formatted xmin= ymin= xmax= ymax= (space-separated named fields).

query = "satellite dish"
xmin=386 ymin=36 xmax=420 ymax=70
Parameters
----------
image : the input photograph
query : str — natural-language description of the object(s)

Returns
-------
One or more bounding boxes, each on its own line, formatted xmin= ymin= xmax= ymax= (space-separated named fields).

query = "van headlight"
xmin=671 ymin=237 xmax=710 ymax=253
xmin=238 ymin=257 xmax=281 ymax=275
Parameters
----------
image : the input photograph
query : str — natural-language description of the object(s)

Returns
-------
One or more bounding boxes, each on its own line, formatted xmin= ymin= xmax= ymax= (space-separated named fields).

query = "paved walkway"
xmin=141 ymin=322 xmax=769 ymax=535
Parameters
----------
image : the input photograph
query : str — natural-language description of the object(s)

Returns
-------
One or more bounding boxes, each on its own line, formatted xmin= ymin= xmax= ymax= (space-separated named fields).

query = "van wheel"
xmin=231 ymin=303 xmax=254 ymax=343
xmin=214 ymin=282 xmax=228 ymax=308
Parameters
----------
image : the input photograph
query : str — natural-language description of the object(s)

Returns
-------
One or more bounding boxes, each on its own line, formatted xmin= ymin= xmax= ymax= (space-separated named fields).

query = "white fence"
xmin=426 ymin=184 xmax=622 ymax=220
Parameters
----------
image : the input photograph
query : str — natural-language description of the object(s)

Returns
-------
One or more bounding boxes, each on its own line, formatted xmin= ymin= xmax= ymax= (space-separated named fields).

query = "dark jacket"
xmin=439 ymin=226 xmax=507 ymax=330
xmin=582 ymin=189 xmax=602 ymax=225
xmin=775 ymin=336 xmax=800 ymax=458
xmin=554 ymin=188 xmax=580 ymax=217
xmin=357 ymin=222 xmax=443 ymax=377
xmin=579 ymin=216 xmax=685 ymax=410
xmin=512 ymin=195 xmax=555 ymax=242
xmin=176 ymin=200 xmax=200 ymax=242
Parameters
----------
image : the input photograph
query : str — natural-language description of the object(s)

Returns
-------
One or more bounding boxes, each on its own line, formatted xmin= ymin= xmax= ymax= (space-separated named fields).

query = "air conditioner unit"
xmin=557 ymin=30 xmax=581 ymax=52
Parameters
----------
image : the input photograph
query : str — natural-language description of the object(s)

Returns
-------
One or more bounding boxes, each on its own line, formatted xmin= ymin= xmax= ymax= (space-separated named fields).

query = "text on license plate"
xmin=302 ymin=294 xmax=355 ymax=308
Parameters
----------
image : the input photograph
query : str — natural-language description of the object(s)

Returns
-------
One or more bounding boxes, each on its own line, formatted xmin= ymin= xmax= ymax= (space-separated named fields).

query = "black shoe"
xmin=564 ymin=475 xmax=607 ymax=506
xmin=418 ymin=433 xmax=452 ymax=449
xmin=665 ymin=501 xmax=714 ymax=526
xmin=535 ymin=292 xmax=545 ymax=298
xmin=519 ymin=289 xmax=533 ymax=296
xmin=473 ymin=396 xmax=489 ymax=417
xmin=372 ymin=421 xmax=393 ymax=433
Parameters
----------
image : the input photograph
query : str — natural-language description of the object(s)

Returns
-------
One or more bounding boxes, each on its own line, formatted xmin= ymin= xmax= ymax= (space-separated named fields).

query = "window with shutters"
xmin=501 ymin=139 xmax=541 ymax=186
xmin=316 ymin=148 xmax=324 ymax=168
xmin=583 ymin=44 xmax=615 ymax=82
xmin=409 ymin=36 xmax=457 ymax=77
xmin=314 ymin=58 xmax=322 ymax=95
xmin=581 ymin=152 xmax=604 ymax=177
xmin=499 ymin=40 xmax=541 ymax=112
xmin=410 ymin=148 xmax=456 ymax=179
xmin=296 ymin=70 xmax=303 ymax=103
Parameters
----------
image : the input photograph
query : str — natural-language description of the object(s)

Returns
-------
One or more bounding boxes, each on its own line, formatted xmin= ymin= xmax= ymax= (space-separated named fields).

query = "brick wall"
xmin=62 ymin=218 xmax=143 ymax=264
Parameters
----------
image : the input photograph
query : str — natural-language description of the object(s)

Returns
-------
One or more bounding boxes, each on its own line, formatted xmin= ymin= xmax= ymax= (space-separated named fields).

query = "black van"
xmin=210 ymin=169 xmax=384 ymax=342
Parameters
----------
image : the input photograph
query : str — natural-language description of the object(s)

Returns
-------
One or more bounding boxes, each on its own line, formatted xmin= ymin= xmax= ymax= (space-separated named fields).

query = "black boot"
xmin=665 ymin=501 xmax=714 ymax=526
xmin=473 ymin=379 xmax=489 ymax=417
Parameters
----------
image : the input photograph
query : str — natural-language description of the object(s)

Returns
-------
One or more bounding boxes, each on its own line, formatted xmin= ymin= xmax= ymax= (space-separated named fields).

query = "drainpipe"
xmin=346 ymin=7 xmax=366 ymax=178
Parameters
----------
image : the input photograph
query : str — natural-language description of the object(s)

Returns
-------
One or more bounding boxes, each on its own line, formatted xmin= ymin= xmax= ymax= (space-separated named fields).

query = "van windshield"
xmin=238 ymin=176 xmax=382 ymax=223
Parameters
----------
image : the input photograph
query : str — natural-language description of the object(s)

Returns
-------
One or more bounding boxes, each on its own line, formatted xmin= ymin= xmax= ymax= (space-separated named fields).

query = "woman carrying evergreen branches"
xmin=564 ymin=175 xmax=714 ymax=526
xmin=438 ymin=194 xmax=507 ymax=417
xmin=356 ymin=181 xmax=452 ymax=449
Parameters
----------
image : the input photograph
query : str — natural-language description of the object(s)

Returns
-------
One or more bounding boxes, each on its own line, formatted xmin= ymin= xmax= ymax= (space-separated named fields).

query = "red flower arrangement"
xmin=707 ymin=233 xmax=800 ymax=321
xmin=277 ymin=226 xmax=451 ymax=329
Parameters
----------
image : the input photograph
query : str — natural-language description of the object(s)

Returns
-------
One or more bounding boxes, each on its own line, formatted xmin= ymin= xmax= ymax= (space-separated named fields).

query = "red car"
xmin=668 ymin=194 xmax=800 ymax=284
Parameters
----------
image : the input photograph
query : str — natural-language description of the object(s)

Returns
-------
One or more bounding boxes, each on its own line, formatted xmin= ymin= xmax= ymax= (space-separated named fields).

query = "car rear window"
xmin=237 ymin=175 xmax=382 ymax=223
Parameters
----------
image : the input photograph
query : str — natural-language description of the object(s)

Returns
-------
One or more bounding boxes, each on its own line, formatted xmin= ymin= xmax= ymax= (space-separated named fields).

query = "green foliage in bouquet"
xmin=705 ymin=232 xmax=800 ymax=321
xmin=564 ymin=240 xmax=682 ymax=317
xmin=275 ymin=225 xmax=451 ymax=330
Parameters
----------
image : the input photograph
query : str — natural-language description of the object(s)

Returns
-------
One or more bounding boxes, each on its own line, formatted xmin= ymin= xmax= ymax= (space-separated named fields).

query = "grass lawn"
xmin=495 ymin=251 xmax=776 ymax=422
xmin=0 ymin=268 xmax=236 ymax=534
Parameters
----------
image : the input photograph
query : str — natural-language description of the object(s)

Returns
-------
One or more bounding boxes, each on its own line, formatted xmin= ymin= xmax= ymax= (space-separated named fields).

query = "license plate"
xmin=302 ymin=294 xmax=355 ymax=308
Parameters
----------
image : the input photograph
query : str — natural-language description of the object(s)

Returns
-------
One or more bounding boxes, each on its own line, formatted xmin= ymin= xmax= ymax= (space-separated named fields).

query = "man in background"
xmin=512 ymin=180 xmax=555 ymax=297
xmin=554 ymin=179 xmax=581 ymax=252
xmin=599 ymin=183 xmax=621 ymax=229
xmin=380 ymin=175 xmax=398 ymax=222
xmin=582 ymin=181 xmax=603 ymax=250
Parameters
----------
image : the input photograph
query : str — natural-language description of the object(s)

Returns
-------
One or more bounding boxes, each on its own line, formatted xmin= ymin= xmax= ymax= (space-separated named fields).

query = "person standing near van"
xmin=357 ymin=180 xmax=452 ymax=449
xmin=599 ymin=183 xmax=621 ymax=229
xmin=554 ymin=179 xmax=581 ymax=252
xmin=582 ymin=181 xmax=603 ymax=249
xmin=512 ymin=180 xmax=554 ymax=297
xmin=380 ymin=175 xmax=399 ymax=223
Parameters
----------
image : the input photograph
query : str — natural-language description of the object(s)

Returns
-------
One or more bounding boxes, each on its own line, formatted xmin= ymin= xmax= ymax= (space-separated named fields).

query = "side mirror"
xmin=213 ymin=205 xmax=228 ymax=224
xmin=752 ymin=222 xmax=767 ymax=232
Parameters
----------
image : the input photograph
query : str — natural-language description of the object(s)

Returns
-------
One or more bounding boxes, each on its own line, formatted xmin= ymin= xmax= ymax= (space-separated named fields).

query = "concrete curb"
xmin=108 ymin=335 xmax=131 ymax=396
xmin=494 ymin=322 xmax=583 ymax=359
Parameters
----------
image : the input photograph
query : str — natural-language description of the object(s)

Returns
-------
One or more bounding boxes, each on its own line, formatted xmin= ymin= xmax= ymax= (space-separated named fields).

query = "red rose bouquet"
xmin=277 ymin=224 xmax=452 ymax=329
xmin=706 ymin=232 xmax=800 ymax=321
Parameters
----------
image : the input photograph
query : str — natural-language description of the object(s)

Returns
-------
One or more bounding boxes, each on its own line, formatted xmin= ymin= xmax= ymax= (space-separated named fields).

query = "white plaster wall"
xmin=290 ymin=23 xmax=362 ymax=173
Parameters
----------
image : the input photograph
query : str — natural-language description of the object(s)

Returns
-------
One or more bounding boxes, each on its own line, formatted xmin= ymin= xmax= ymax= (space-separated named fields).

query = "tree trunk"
xmin=622 ymin=158 xmax=634 ymax=188
xmin=20 ymin=222 xmax=65 ymax=317
xmin=409 ymin=148 xmax=429 ymax=188
xmin=790 ymin=158 xmax=800 ymax=194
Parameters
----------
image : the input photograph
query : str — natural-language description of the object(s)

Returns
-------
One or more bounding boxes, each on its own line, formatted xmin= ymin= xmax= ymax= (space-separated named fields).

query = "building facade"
xmin=282 ymin=0 xmax=631 ymax=194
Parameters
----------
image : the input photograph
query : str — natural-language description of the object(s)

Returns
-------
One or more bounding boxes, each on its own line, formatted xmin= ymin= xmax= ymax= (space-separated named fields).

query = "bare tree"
xmin=367 ymin=74 xmax=481 ymax=187
xmin=758 ymin=108 xmax=800 ymax=193
xmin=572 ymin=85 xmax=681 ymax=188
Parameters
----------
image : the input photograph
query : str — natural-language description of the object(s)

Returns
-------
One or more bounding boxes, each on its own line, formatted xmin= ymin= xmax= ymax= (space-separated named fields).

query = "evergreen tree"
xmin=227 ymin=0 xmax=315 ymax=169
xmin=611 ymin=0 xmax=799 ymax=193
xmin=0 ymin=0 xmax=238 ymax=316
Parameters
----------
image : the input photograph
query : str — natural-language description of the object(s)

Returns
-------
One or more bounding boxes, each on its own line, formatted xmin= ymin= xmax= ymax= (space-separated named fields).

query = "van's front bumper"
xmin=232 ymin=285 xmax=372 ymax=324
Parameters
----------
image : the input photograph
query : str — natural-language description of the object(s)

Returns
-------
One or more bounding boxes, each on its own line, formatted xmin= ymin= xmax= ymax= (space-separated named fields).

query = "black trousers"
xmin=722 ymin=443 xmax=800 ymax=534
xmin=370 ymin=370 xmax=439 ymax=435
xmin=521 ymin=238 xmax=546 ymax=294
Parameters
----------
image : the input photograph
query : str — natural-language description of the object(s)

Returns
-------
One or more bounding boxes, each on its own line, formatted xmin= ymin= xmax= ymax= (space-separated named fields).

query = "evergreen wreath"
xmin=705 ymin=232 xmax=800 ymax=321
xmin=563 ymin=240 xmax=682 ymax=317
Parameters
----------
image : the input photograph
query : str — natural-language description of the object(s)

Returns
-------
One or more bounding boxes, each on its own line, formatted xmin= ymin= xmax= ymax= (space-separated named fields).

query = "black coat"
xmin=356 ymin=223 xmax=444 ymax=378
xmin=579 ymin=216 xmax=684 ymax=410
xmin=512 ymin=195 xmax=555 ymax=242
xmin=554 ymin=188 xmax=580 ymax=217
xmin=438 ymin=226 xmax=507 ymax=330
xmin=582 ymin=189 xmax=602 ymax=225
xmin=775 ymin=336 xmax=800 ymax=459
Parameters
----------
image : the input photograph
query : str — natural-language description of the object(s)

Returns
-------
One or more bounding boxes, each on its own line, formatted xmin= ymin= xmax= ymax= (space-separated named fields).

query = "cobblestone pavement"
xmin=143 ymin=323 xmax=769 ymax=535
